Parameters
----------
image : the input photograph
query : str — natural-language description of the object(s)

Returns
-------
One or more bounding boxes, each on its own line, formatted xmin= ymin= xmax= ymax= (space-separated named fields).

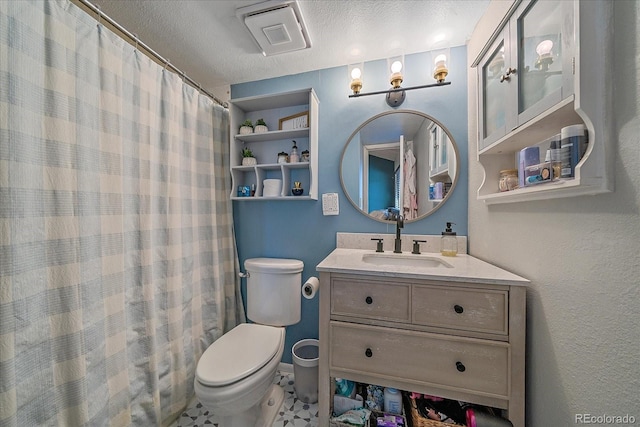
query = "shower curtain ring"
xmin=164 ymin=59 xmax=170 ymax=70
xmin=96 ymin=5 xmax=102 ymax=27
xmin=133 ymin=33 xmax=139 ymax=51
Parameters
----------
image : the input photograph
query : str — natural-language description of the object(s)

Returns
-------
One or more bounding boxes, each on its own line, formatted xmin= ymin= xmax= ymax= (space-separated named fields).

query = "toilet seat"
xmin=196 ymin=323 xmax=283 ymax=387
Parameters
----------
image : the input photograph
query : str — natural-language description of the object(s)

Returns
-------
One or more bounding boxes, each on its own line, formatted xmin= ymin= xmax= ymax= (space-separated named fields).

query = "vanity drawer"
xmin=330 ymin=322 xmax=509 ymax=397
xmin=412 ymin=285 xmax=508 ymax=335
xmin=331 ymin=277 xmax=410 ymax=322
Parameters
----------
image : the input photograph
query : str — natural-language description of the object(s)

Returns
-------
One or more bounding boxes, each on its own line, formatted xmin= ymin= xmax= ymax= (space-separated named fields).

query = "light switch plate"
xmin=322 ymin=193 xmax=339 ymax=216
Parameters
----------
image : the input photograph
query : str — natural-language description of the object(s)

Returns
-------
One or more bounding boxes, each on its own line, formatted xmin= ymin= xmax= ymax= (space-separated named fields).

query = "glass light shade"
xmin=536 ymin=39 xmax=553 ymax=56
xmin=535 ymin=39 xmax=554 ymax=71
xmin=433 ymin=53 xmax=449 ymax=82
xmin=388 ymin=55 xmax=404 ymax=88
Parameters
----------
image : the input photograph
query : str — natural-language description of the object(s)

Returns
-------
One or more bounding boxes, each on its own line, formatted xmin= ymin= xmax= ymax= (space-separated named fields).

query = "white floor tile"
xmin=171 ymin=371 xmax=318 ymax=427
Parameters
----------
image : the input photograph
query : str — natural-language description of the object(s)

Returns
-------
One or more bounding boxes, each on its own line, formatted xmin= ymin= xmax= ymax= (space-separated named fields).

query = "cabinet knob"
xmin=365 ymin=296 xmax=373 ymax=305
xmin=365 ymin=348 xmax=373 ymax=358
xmin=456 ymin=361 xmax=466 ymax=372
xmin=454 ymin=304 xmax=464 ymax=314
xmin=499 ymin=67 xmax=517 ymax=82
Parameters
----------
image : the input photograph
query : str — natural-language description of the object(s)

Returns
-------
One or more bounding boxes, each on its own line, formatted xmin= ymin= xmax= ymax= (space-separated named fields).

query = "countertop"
xmin=316 ymin=248 xmax=529 ymax=286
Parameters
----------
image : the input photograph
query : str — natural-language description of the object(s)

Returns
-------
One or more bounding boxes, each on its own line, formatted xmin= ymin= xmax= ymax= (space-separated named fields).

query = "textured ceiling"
xmin=92 ymin=0 xmax=489 ymax=95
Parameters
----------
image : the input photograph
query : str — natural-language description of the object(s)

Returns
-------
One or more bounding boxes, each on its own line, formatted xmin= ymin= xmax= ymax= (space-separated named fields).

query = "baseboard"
xmin=278 ymin=362 xmax=293 ymax=374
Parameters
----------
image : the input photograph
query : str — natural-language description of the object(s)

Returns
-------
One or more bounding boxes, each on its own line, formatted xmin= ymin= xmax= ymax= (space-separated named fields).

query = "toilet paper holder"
xmin=302 ymin=277 xmax=319 ymax=299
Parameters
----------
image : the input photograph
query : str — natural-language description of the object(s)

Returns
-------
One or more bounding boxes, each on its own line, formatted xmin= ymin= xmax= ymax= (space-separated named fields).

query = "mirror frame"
xmin=339 ymin=110 xmax=460 ymax=223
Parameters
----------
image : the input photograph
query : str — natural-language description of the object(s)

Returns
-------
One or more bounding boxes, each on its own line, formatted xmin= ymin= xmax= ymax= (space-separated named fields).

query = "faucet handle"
xmin=371 ymin=238 xmax=384 ymax=253
xmin=412 ymin=239 xmax=427 ymax=254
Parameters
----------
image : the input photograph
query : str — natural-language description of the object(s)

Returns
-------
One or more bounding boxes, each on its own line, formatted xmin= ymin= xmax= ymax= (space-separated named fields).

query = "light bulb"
xmin=433 ymin=53 xmax=449 ymax=83
xmin=349 ymin=65 xmax=363 ymax=94
xmin=389 ymin=59 xmax=404 ymax=88
xmin=536 ymin=40 xmax=553 ymax=56
xmin=434 ymin=54 xmax=447 ymax=68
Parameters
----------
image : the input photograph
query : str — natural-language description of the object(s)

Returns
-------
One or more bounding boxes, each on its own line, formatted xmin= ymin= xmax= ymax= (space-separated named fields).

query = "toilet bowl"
xmin=194 ymin=257 xmax=304 ymax=427
xmin=194 ymin=323 xmax=285 ymax=423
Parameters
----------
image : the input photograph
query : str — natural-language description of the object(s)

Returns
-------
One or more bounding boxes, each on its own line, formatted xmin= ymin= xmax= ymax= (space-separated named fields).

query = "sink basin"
xmin=361 ymin=253 xmax=452 ymax=269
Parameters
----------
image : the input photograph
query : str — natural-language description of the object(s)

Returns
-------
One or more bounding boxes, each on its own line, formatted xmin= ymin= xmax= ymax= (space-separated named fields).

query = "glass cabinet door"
xmin=477 ymin=0 xmax=574 ymax=153
xmin=429 ymin=125 xmax=438 ymax=173
xmin=515 ymin=0 xmax=574 ymax=125
xmin=439 ymin=132 xmax=448 ymax=168
xmin=479 ymin=35 xmax=510 ymax=150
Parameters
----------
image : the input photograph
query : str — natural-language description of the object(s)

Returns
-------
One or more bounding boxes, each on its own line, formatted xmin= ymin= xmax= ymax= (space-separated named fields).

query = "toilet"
xmin=194 ymin=258 xmax=303 ymax=427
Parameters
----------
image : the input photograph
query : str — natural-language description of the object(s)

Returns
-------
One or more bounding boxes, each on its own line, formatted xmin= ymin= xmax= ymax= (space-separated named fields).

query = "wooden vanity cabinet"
xmin=318 ymin=272 xmax=526 ymax=427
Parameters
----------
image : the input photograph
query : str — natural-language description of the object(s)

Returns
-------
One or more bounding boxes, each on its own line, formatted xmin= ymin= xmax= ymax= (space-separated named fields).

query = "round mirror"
xmin=340 ymin=110 xmax=459 ymax=223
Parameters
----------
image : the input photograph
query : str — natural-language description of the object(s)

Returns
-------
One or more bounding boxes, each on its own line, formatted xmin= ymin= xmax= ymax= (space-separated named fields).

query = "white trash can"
xmin=292 ymin=339 xmax=319 ymax=403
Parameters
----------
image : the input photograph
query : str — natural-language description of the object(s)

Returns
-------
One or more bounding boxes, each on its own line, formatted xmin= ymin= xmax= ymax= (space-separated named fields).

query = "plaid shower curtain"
xmin=0 ymin=1 xmax=244 ymax=425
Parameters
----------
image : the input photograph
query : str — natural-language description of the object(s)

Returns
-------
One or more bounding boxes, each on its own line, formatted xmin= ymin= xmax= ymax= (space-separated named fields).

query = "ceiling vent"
xmin=236 ymin=0 xmax=312 ymax=56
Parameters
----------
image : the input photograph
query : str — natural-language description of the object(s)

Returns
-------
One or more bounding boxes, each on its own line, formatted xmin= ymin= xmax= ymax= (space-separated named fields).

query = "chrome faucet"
xmin=394 ymin=214 xmax=404 ymax=253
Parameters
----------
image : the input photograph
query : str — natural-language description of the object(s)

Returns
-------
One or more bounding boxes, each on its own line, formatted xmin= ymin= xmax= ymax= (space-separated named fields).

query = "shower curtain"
xmin=0 ymin=1 xmax=244 ymax=426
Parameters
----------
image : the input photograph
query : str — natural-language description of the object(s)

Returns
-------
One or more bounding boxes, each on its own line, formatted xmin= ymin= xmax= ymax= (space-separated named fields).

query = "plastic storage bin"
xmin=292 ymin=339 xmax=319 ymax=403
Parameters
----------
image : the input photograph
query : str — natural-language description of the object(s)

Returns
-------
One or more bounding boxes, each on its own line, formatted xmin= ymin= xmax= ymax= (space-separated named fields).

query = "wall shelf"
xmin=229 ymin=89 xmax=319 ymax=201
xmin=234 ymin=128 xmax=309 ymax=144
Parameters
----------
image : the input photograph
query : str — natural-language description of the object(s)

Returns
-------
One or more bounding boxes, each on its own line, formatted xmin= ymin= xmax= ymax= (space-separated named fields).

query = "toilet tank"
xmin=244 ymin=258 xmax=303 ymax=326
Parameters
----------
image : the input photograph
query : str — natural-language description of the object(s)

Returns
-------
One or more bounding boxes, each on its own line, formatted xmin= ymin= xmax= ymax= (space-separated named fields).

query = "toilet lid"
xmin=196 ymin=323 xmax=283 ymax=387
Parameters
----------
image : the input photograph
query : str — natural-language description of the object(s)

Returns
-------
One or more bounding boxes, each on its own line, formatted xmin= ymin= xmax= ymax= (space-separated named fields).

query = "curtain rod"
xmin=77 ymin=0 xmax=228 ymax=108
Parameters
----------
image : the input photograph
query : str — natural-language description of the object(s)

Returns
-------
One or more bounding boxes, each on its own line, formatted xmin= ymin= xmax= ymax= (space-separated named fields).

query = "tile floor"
xmin=171 ymin=370 xmax=318 ymax=427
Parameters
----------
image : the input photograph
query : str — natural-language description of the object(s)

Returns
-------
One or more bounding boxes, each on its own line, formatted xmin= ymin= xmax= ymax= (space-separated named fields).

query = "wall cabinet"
xmin=428 ymin=122 xmax=456 ymax=202
xmin=318 ymin=272 xmax=526 ymax=427
xmin=229 ymin=89 xmax=318 ymax=200
xmin=428 ymin=122 xmax=450 ymax=179
xmin=473 ymin=0 xmax=613 ymax=204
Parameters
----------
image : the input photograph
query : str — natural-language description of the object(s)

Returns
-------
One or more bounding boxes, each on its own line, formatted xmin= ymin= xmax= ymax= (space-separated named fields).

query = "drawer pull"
xmin=365 ymin=296 xmax=373 ymax=305
xmin=365 ymin=348 xmax=373 ymax=358
xmin=456 ymin=361 xmax=466 ymax=372
xmin=454 ymin=304 xmax=464 ymax=314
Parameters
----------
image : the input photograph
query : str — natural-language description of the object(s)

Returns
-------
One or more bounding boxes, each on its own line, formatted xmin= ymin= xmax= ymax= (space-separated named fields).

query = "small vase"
xmin=242 ymin=157 xmax=257 ymax=166
xmin=292 ymin=188 xmax=304 ymax=196
xmin=254 ymin=125 xmax=268 ymax=133
xmin=239 ymin=126 xmax=253 ymax=135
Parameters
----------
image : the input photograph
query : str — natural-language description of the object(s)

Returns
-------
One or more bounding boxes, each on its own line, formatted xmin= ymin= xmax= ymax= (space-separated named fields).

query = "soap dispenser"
xmin=441 ymin=222 xmax=457 ymax=257
xmin=289 ymin=140 xmax=299 ymax=163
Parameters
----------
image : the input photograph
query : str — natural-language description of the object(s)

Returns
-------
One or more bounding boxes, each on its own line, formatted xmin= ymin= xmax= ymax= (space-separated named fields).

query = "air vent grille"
xmin=236 ymin=1 xmax=311 ymax=56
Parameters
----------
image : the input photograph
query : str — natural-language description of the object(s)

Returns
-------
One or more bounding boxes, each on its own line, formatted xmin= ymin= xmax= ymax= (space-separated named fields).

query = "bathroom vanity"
xmin=316 ymin=234 xmax=528 ymax=427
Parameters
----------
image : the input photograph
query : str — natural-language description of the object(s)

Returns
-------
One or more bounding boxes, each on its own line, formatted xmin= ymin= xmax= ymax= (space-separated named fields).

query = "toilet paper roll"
xmin=302 ymin=276 xmax=319 ymax=299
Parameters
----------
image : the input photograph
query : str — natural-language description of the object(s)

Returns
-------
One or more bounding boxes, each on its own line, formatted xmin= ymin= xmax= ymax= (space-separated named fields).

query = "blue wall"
xmin=231 ymin=46 xmax=469 ymax=363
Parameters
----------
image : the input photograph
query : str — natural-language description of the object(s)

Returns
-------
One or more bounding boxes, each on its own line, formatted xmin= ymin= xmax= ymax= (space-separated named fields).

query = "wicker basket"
xmin=405 ymin=397 xmax=457 ymax=427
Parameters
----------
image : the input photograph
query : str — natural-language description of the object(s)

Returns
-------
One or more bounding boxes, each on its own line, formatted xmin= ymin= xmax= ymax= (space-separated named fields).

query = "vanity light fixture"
xmin=433 ymin=54 xmax=449 ymax=82
xmin=349 ymin=51 xmax=451 ymax=107
xmin=348 ymin=63 xmax=363 ymax=95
